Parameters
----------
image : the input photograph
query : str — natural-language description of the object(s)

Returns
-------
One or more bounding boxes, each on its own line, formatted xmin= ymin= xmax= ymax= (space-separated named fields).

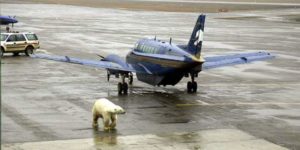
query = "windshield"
xmin=25 ymin=34 xmax=38 ymax=40
xmin=1 ymin=34 xmax=8 ymax=41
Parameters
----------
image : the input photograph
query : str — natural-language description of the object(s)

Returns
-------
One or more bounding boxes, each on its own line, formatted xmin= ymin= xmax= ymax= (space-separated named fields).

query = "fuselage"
xmin=126 ymin=38 xmax=204 ymax=86
xmin=0 ymin=16 xmax=18 ymax=25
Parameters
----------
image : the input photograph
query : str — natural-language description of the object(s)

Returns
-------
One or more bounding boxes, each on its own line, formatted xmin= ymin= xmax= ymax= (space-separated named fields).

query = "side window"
xmin=16 ymin=34 xmax=26 ymax=41
xmin=7 ymin=35 xmax=17 ymax=42
xmin=25 ymin=34 xmax=38 ymax=40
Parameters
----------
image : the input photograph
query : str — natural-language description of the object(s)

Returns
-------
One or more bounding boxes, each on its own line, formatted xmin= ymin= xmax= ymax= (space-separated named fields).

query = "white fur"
xmin=92 ymin=98 xmax=125 ymax=130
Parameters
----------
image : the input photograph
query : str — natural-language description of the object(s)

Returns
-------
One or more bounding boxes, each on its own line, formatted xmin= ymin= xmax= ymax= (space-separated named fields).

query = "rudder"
xmin=187 ymin=14 xmax=206 ymax=58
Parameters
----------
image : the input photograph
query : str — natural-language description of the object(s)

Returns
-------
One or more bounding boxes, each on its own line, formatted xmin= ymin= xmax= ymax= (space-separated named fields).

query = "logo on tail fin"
xmin=194 ymin=28 xmax=204 ymax=46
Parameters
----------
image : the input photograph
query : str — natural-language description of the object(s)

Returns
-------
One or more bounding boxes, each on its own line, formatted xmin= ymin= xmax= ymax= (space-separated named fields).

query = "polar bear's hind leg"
xmin=92 ymin=114 xmax=99 ymax=128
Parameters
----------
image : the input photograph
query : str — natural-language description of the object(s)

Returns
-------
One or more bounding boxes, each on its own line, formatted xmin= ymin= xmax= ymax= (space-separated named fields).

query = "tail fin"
xmin=187 ymin=14 xmax=206 ymax=58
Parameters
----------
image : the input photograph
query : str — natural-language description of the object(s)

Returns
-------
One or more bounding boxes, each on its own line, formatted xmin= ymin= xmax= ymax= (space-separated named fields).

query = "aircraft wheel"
xmin=187 ymin=81 xmax=192 ymax=93
xmin=192 ymin=82 xmax=197 ymax=93
xmin=118 ymin=82 xmax=123 ymax=95
xmin=129 ymin=75 xmax=133 ymax=85
xmin=123 ymin=83 xmax=128 ymax=95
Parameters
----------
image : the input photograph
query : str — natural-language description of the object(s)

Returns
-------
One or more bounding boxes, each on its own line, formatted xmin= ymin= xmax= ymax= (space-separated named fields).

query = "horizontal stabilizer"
xmin=31 ymin=54 xmax=135 ymax=72
xmin=203 ymin=51 xmax=274 ymax=69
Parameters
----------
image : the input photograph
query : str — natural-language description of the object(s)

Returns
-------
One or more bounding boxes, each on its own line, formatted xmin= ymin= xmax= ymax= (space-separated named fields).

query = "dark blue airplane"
xmin=0 ymin=15 xmax=18 ymax=26
xmin=32 ymin=15 xmax=274 ymax=94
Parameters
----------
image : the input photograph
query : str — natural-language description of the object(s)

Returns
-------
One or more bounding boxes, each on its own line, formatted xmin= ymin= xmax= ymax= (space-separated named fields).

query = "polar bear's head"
xmin=109 ymin=105 xmax=126 ymax=114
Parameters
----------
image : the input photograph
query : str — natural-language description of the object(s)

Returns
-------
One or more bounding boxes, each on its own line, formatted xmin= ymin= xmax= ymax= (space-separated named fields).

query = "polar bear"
xmin=92 ymin=98 xmax=125 ymax=130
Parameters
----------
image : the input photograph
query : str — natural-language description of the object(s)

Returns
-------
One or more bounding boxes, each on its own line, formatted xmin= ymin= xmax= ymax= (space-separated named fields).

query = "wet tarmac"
xmin=1 ymin=3 xmax=300 ymax=150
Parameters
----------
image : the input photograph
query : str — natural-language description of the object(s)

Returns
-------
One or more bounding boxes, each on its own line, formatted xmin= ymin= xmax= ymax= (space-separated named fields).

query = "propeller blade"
xmin=96 ymin=54 xmax=105 ymax=61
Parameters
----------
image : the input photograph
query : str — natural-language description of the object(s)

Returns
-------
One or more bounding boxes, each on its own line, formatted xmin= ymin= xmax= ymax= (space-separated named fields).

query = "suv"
xmin=0 ymin=32 xmax=40 ymax=57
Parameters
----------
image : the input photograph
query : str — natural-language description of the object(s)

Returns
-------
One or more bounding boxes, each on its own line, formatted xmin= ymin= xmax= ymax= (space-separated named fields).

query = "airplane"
xmin=31 ymin=14 xmax=274 ymax=95
xmin=0 ymin=15 xmax=18 ymax=26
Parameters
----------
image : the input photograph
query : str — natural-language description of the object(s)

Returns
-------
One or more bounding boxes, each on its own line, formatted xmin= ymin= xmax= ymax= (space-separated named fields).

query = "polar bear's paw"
xmin=104 ymin=126 xmax=111 ymax=131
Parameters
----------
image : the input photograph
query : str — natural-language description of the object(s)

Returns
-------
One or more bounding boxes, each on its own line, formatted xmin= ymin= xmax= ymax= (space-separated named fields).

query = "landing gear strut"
xmin=187 ymin=73 xmax=197 ymax=93
xmin=118 ymin=74 xmax=129 ymax=95
xmin=129 ymin=73 xmax=133 ymax=85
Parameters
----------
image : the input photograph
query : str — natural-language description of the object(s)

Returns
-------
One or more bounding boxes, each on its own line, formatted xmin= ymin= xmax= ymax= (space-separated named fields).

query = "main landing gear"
xmin=117 ymin=73 xmax=133 ymax=95
xmin=187 ymin=73 xmax=197 ymax=93
xmin=106 ymin=70 xmax=133 ymax=95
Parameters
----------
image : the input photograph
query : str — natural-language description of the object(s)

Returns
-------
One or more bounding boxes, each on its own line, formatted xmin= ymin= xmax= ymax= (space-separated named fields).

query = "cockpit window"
xmin=134 ymin=43 xmax=138 ymax=49
xmin=136 ymin=43 xmax=159 ymax=54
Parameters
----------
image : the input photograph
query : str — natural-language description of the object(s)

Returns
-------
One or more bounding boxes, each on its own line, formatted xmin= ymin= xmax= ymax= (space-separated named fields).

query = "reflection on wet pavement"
xmin=2 ymin=129 xmax=288 ymax=150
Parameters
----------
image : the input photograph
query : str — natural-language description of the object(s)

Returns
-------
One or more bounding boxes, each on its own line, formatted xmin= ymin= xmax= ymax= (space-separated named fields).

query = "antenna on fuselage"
xmin=169 ymin=37 xmax=172 ymax=45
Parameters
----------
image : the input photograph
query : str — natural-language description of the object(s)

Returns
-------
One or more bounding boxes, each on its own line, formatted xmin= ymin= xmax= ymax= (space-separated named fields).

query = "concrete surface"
xmin=1 ymin=3 xmax=300 ymax=150
xmin=1 ymin=129 xmax=289 ymax=150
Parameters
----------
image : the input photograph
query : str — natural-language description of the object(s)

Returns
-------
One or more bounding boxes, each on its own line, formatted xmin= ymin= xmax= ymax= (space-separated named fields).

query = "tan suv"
xmin=0 ymin=32 xmax=40 ymax=57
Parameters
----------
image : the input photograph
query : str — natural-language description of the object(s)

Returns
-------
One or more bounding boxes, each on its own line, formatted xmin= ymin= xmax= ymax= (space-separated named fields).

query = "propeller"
xmin=96 ymin=54 xmax=105 ymax=61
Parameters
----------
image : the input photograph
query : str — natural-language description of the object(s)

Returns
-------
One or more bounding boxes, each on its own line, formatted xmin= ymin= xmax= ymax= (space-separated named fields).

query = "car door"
xmin=15 ymin=34 xmax=27 ymax=51
xmin=5 ymin=35 xmax=17 ymax=51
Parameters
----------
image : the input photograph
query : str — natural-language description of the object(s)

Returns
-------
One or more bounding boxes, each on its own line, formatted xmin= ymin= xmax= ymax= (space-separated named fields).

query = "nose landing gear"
xmin=118 ymin=82 xmax=128 ymax=95
xmin=187 ymin=73 xmax=197 ymax=93
xmin=117 ymin=73 xmax=133 ymax=95
xmin=118 ymin=74 xmax=128 ymax=95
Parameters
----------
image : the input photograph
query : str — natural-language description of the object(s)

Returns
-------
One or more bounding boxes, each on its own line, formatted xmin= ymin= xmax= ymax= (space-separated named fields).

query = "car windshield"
xmin=25 ymin=34 xmax=38 ymax=40
xmin=1 ymin=34 xmax=8 ymax=41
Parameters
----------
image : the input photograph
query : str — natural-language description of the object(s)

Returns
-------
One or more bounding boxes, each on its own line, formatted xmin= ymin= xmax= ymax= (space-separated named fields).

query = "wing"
xmin=31 ymin=54 xmax=135 ymax=72
xmin=203 ymin=51 xmax=274 ymax=70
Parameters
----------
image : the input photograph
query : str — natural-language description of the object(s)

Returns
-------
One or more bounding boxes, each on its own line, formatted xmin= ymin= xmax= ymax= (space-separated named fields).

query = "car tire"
xmin=0 ymin=48 xmax=4 ymax=58
xmin=25 ymin=46 xmax=34 ymax=56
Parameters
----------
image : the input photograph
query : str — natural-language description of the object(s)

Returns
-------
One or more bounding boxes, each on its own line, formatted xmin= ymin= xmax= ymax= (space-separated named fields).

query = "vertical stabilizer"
xmin=187 ymin=15 xmax=206 ymax=58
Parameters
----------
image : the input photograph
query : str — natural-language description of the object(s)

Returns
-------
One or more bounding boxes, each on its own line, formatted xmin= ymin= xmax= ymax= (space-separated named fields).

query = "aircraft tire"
xmin=129 ymin=75 xmax=133 ymax=85
xmin=118 ymin=82 xmax=123 ymax=95
xmin=187 ymin=81 xmax=192 ymax=93
xmin=192 ymin=82 xmax=197 ymax=93
xmin=123 ymin=83 xmax=128 ymax=95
